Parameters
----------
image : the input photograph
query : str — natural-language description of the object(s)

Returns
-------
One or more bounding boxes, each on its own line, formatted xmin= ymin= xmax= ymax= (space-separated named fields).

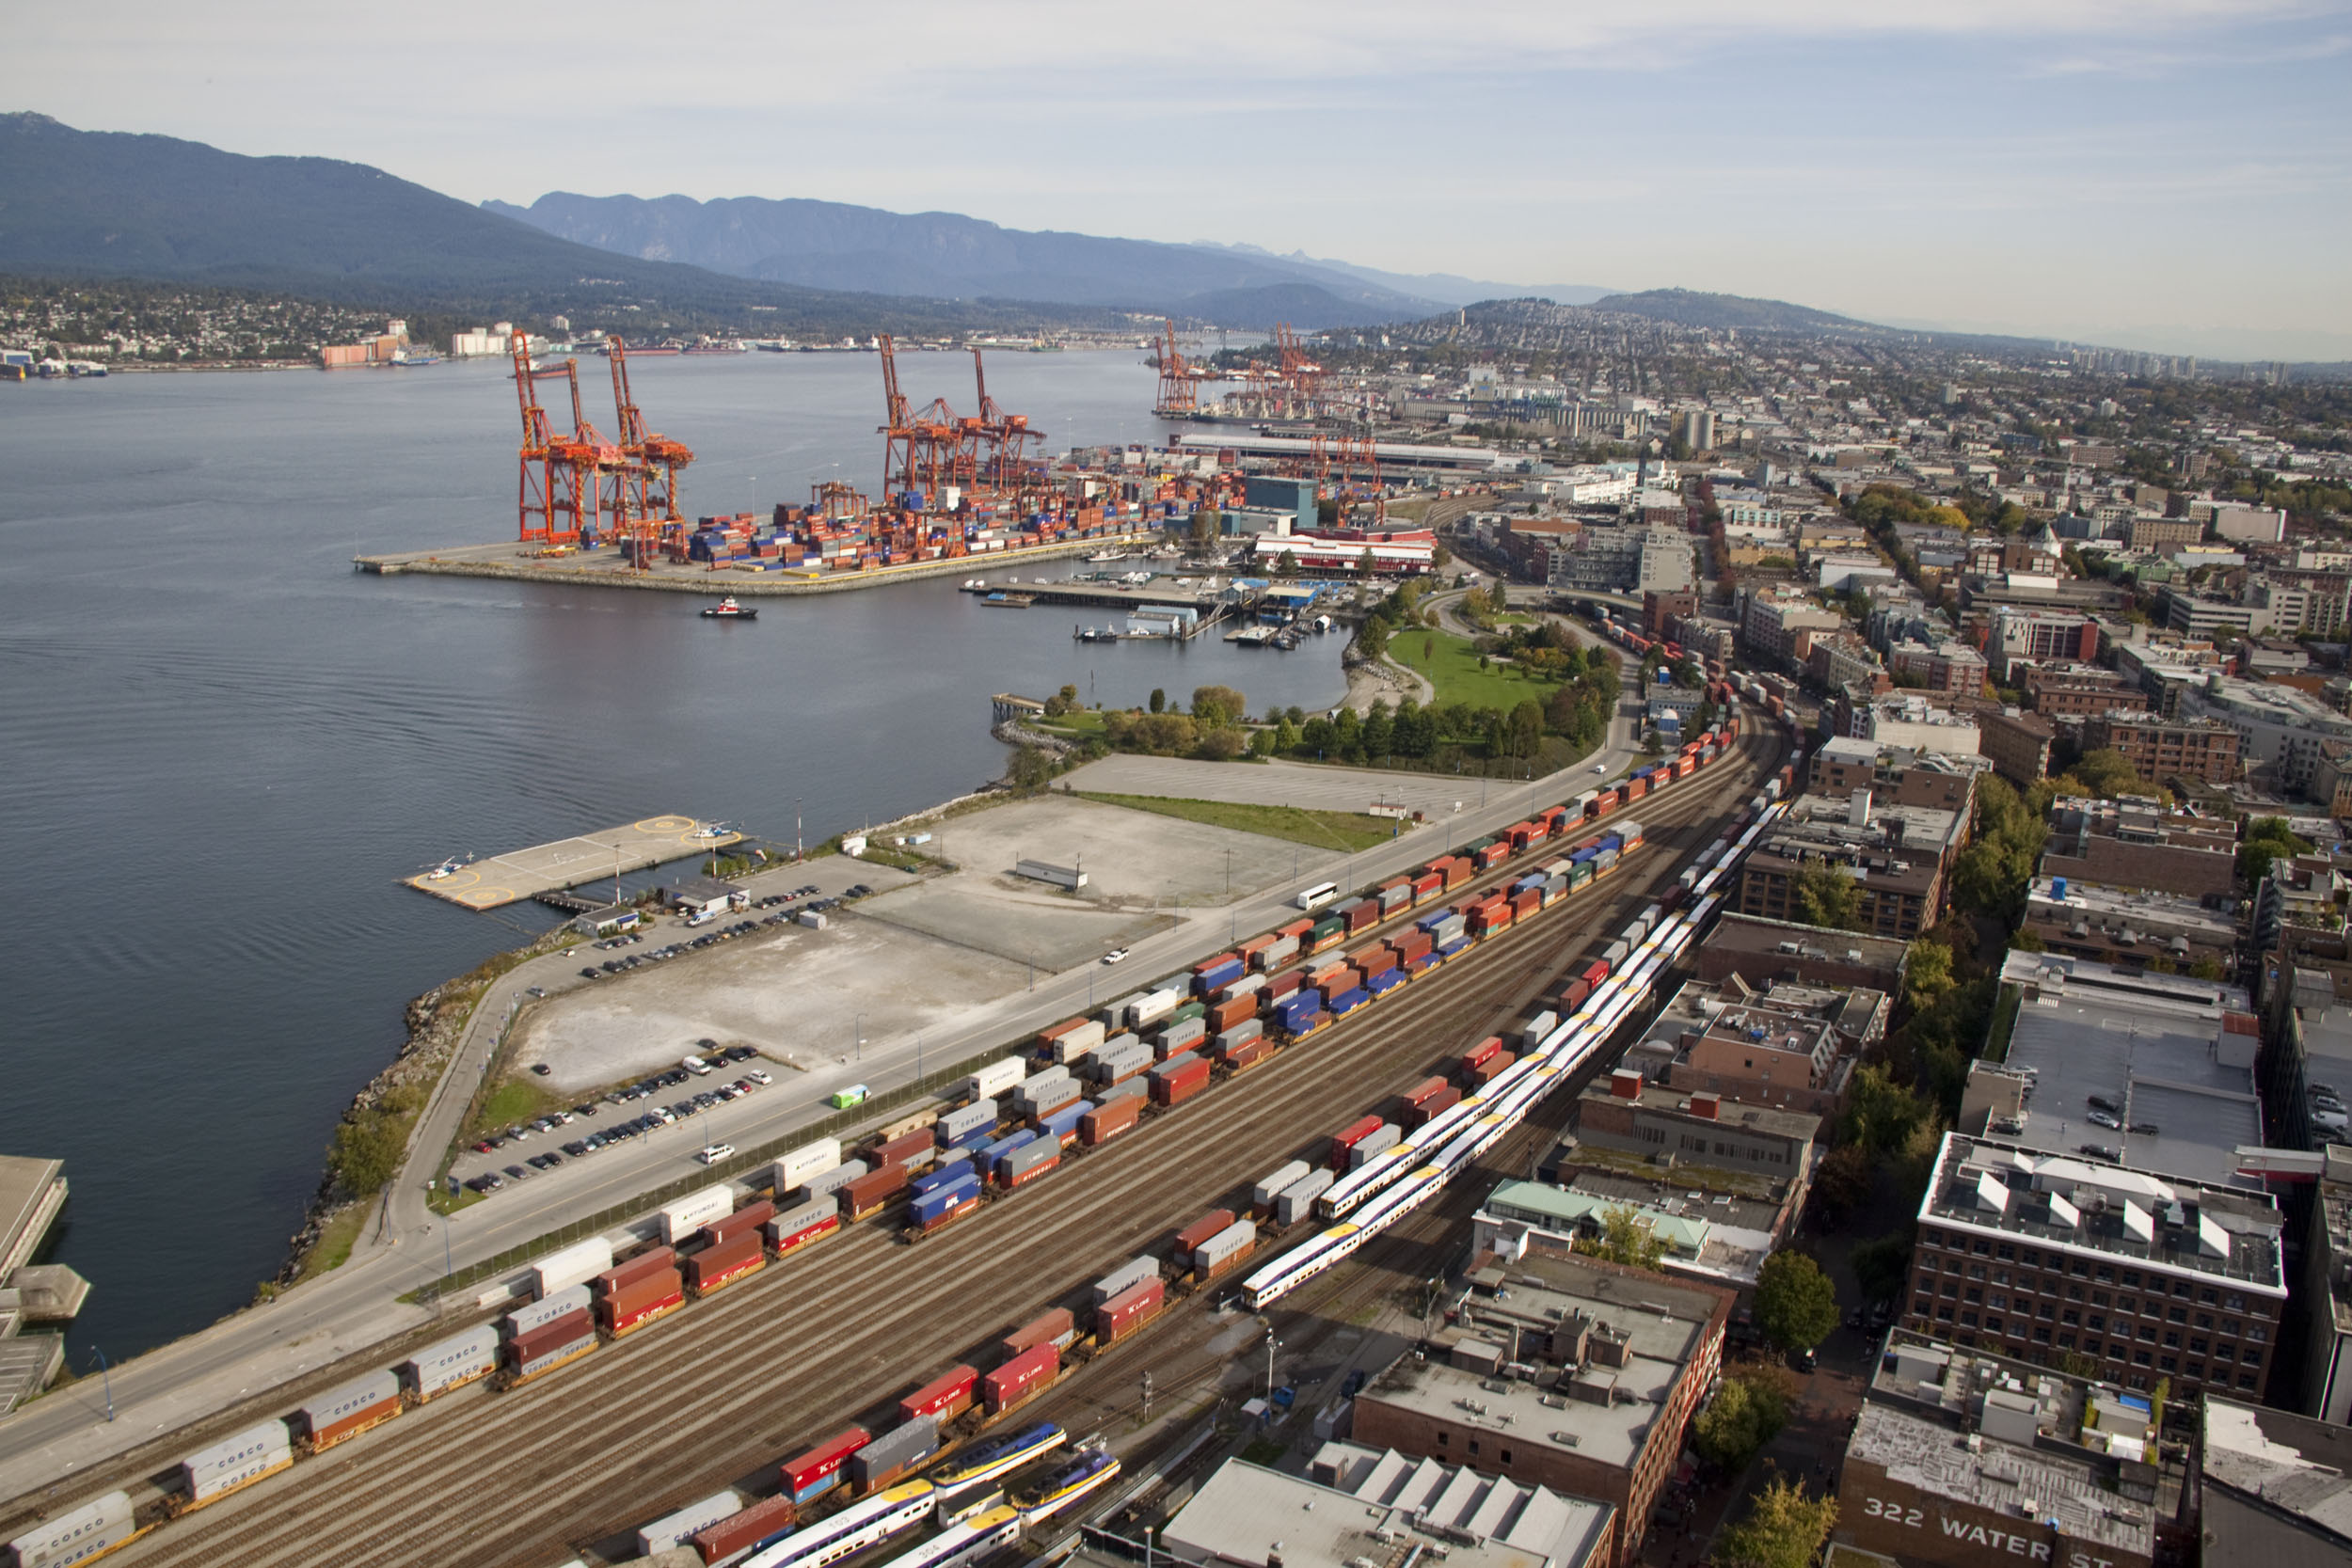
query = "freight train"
xmin=11 ymin=707 xmax=1786 ymax=1568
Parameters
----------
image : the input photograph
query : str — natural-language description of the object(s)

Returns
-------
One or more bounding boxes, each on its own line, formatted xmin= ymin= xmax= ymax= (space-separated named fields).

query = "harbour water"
xmin=0 ymin=350 xmax=1345 ymax=1359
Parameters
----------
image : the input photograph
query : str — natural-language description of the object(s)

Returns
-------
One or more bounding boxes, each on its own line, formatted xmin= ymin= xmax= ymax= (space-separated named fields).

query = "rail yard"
xmin=24 ymin=705 xmax=1790 ymax=1568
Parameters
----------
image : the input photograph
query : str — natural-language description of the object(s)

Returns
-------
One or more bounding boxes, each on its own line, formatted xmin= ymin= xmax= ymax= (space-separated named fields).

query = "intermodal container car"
xmin=291 ymin=1370 xmax=401 ymax=1453
xmin=506 ymin=1316 xmax=596 ymax=1384
xmin=1327 ymin=987 xmax=1369 ymax=1019
xmin=850 ymin=1415 xmax=940 ymax=1494
xmin=1327 ymin=1116 xmax=1383 ymax=1167
xmin=1151 ymin=1055 xmax=1212 ymax=1106
xmin=595 ymin=1246 xmax=677 ymax=1298
xmin=845 ymin=1164 xmax=909 ymax=1222
xmin=1095 ymin=1277 xmax=1168 ymax=1346
xmin=1038 ymin=1100 xmax=1091 ymax=1148
xmin=1079 ymin=1096 xmax=1142 ymax=1147
xmin=400 ymin=1324 xmax=499 ymax=1403
xmin=1173 ymin=1210 xmax=1234 ymax=1268
xmin=783 ymin=1426 xmax=872 ymax=1502
xmin=1341 ymin=898 xmax=1378 ymax=933
xmin=767 ymin=1196 xmax=842 ymax=1258
xmin=1399 ymin=1084 xmax=1461 ymax=1130
xmin=997 ymin=1140 xmax=1060 ymax=1190
xmin=898 ymin=1365 xmax=978 ymax=1425
xmin=1274 ymin=1167 xmax=1335 ymax=1226
xmin=1193 ymin=958 xmax=1244 ymax=995
xmin=984 ymin=1345 xmax=1061 ymax=1416
xmin=1003 ymin=1307 xmax=1078 ymax=1360
xmin=598 ymin=1268 xmax=685 ymax=1337
xmin=691 ymin=1493 xmax=800 ymax=1564
xmin=1156 ymin=1017 xmax=1207 ymax=1056
xmin=1206 ymin=994 xmax=1258 ymax=1034
xmin=686 ymin=1231 xmax=765 ymax=1295
xmin=706 ymin=1198 xmax=776 ymax=1249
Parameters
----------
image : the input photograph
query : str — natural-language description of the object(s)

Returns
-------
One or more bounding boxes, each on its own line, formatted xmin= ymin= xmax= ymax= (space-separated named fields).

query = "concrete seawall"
xmin=355 ymin=531 xmax=1166 ymax=597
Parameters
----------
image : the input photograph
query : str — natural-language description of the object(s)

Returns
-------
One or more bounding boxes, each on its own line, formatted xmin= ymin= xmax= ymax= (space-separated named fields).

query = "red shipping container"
xmin=595 ymin=1245 xmax=676 ymax=1296
xmin=1096 ymin=1277 xmax=1168 ymax=1345
xmin=1275 ymin=918 xmax=1314 ymax=942
xmin=985 ymin=1344 xmax=1061 ymax=1414
xmin=1342 ymin=901 xmax=1377 ymax=933
xmin=898 ymin=1365 xmax=978 ymax=1425
xmin=783 ymin=1427 xmax=872 ymax=1495
xmin=1474 ymin=843 xmax=1512 ymax=871
xmin=1174 ymin=1209 xmax=1234 ymax=1264
xmin=1207 ymin=994 xmax=1257 ymax=1034
xmin=1581 ymin=958 xmax=1611 ymax=989
xmin=845 ymin=1164 xmax=908 ymax=1220
xmin=1345 ymin=942 xmax=1391 ymax=973
xmin=1402 ymin=1075 xmax=1451 ymax=1110
xmin=693 ymin=1495 xmax=800 ymax=1564
xmin=686 ymin=1231 xmax=765 ymax=1294
xmin=1223 ymin=1037 xmax=1272 ymax=1073
xmin=508 ymin=1309 xmax=592 ymax=1364
xmin=1080 ymin=1097 xmax=1142 ymax=1147
xmin=1400 ymin=1085 xmax=1462 ymax=1130
xmin=1412 ymin=871 xmax=1445 ymax=901
xmin=1329 ymin=1116 xmax=1384 ymax=1166
xmin=1191 ymin=952 xmax=1240 ymax=977
xmin=1236 ymin=934 xmax=1276 ymax=961
xmin=1462 ymin=1036 xmax=1504 ymax=1071
xmin=1392 ymin=930 xmax=1434 ymax=963
xmin=1038 ymin=1017 xmax=1092 ymax=1051
xmin=769 ymin=1207 xmax=839 ymax=1258
xmin=1152 ymin=1058 xmax=1211 ymax=1106
xmin=872 ymin=1130 xmax=934 ymax=1168
xmin=705 ymin=1199 xmax=775 ymax=1248
xmin=1003 ymin=1307 xmax=1076 ymax=1359
xmin=1263 ymin=970 xmax=1305 ymax=1004
xmin=597 ymin=1270 xmax=684 ymax=1336
xmin=1512 ymin=889 xmax=1542 ymax=919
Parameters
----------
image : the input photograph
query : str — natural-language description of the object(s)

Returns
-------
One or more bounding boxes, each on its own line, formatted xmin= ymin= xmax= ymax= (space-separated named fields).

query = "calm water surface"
xmin=0 ymin=350 xmax=1343 ymax=1358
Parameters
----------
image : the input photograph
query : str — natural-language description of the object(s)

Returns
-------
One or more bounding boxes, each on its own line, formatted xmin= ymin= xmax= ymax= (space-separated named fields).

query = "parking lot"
xmin=447 ymin=1043 xmax=780 ymax=1196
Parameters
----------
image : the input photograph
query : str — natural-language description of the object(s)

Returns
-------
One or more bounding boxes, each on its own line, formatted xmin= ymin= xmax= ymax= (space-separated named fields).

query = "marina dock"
xmin=404 ymin=816 xmax=742 ymax=910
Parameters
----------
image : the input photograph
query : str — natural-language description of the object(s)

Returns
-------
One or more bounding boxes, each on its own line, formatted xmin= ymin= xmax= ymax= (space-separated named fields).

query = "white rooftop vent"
xmin=2198 ymin=1211 xmax=2229 ymax=1259
xmin=2046 ymin=1191 xmax=2079 ymax=1230
xmin=1974 ymin=1170 xmax=2011 ymax=1215
xmin=2121 ymin=1200 xmax=2154 ymax=1243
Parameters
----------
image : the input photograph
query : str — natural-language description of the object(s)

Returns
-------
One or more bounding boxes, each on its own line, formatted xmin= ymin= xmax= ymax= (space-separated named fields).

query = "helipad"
xmin=404 ymin=816 xmax=743 ymax=909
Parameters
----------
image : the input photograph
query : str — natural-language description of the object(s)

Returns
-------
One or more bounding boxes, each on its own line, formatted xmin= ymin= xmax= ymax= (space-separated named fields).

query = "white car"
xmin=1594 ymin=763 xmax=1607 ymax=773
xmin=1102 ymin=948 xmax=1130 ymax=965
xmin=746 ymin=1069 xmax=773 ymax=1085
xmin=682 ymin=1054 xmax=712 ymax=1075
xmin=697 ymin=1143 xmax=735 ymax=1165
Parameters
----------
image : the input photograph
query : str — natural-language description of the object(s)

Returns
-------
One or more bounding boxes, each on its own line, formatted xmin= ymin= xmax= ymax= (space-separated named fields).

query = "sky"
xmin=19 ymin=0 xmax=2352 ymax=360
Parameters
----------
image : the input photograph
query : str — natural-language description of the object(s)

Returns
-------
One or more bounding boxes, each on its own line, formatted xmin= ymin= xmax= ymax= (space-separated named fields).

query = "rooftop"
xmin=1846 ymin=1401 xmax=2153 ymax=1559
xmin=2026 ymin=878 xmax=2237 ymax=945
xmin=1919 ymin=1132 xmax=2286 ymax=1296
xmin=1575 ymin=1079 xmax=1821 ymax=1144
xmin=2195 ymin=1399 xmax=2352 ymax=1565
xmin=1159 ymin=1453 xmax=1614 ymax=1568
xmin=1478 ymin=1180 xmax=1776 ymax=1289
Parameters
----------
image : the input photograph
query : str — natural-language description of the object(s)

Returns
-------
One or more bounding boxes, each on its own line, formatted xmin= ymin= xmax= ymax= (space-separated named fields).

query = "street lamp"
xmin=90 ymin=1347 xmax=113 ymax=1422
xmin=1264 ymin=1333 xmax=1282 ymax=1399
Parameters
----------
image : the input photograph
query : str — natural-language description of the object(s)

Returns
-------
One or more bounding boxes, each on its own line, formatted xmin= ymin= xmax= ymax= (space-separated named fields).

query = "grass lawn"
xmin=1037 ymin=709 xmax=1106 ymax=736
xmin=293 ymin=1204 xmax=371 ymax=1283
xmin=1387 ymin=628 xmax=1557 ymax=712
xmin=465 ymin=1077 xmax=566 ymax=1142
xmin=1078 ymin=792 xmax=1403 ymax=853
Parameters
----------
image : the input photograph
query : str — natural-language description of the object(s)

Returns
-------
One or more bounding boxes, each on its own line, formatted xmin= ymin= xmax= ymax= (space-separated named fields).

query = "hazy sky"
xmin=21 ymin=1 xmax=2352 ymax=359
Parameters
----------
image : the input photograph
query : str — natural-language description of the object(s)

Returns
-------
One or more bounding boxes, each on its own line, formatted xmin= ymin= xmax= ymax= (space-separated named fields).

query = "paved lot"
xmin=912 ymin=793 xmax=1331 ymax=903
xmin=1063 ymin=752 xmax=1526 ymax=823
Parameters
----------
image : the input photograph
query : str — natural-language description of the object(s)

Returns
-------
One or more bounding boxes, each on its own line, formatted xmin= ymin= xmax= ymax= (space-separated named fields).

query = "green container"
xmin=1172 ymin=1002 xmax=1206 ymax=1024
xmin=1311 ymin=917 xmax=1345 ymax=942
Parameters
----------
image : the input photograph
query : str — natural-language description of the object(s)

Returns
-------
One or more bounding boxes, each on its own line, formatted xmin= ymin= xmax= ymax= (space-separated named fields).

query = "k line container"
xmin=898 ymin=1364 xmax=978 ymax=1424
xmin=686 ymin=1231 xmax=765 ymax=1294
xmin=984 ymin=1344 xmax=1061 ymax=1414
xmin=782 ymin=1426 xmax=872 ymax=1497
xmin=637 ymin=1489 xmax=742 ymax=1558
xmin=1096 ymin=1276 xmax=1168 ymax=1345
xmin=598 ymin=1269 xmax=685 ymax=1336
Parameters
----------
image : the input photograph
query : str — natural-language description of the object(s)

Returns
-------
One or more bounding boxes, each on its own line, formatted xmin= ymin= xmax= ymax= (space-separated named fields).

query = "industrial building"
xmin=2019 ymin=878 xmax=2239 ymax=976
xmin=1472 ymin=1176 xmax=1781 ymax=1291
xmin=1901 ymin=1132 xmax=2288 ymax=1403
xmin=1571 ymin=1071 xmax=1820 ymax=1186
xmin=2182 ymin=1397 xmax=2352 ymax=1568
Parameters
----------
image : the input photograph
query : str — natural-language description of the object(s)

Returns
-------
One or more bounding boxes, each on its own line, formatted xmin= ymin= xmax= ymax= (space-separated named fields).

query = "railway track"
xmin=100 ymin=730 xmax=1782 ymax=1568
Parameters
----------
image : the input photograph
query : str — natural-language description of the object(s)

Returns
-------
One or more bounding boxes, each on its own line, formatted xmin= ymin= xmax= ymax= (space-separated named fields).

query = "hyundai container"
xmin=997 ymin=1140 xmax=1061 ymax=1190
xmin=775 ymin=1138 xmax=844 ymax=1194
xmin=530 ymin=1237 xmax=614 ymax=1299
xmin=898 ymin=1365 xmax=978 ymax=1425
xmin=964 ymin=1059 xmax=1026 ymax=1102
xmin=659 ymin=1184 xmax=735 ymax=1244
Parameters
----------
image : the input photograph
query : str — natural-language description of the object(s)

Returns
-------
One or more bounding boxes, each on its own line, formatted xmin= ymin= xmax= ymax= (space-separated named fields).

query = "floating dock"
xmin=405 ymin=816 xmax=742 ymax=910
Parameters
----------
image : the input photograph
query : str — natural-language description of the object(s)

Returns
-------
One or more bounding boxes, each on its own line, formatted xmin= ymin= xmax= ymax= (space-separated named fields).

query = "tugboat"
xmin=700 ymin=596 xmax=758 ymax=620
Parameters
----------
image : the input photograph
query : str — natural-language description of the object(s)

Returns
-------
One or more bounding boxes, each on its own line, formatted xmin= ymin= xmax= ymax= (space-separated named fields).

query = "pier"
xmin=403 ymin=816 xmax=742 ymax=910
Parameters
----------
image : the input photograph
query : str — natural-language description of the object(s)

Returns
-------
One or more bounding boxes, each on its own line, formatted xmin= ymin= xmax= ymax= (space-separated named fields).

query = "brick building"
xmin=1807 ymin=738 xmax=1987 ymax=819
xmin=1737 ymin=791 xmax=1965 ymax=941
xmin=1572 ymin=1071 xmax=1820 ymax=1182
xmin=2039 ymin=797 xmax=2239 ymax=901
xmin=2024 ymin=664 xmax=2149 ymax=718
xmin=2080 ymin=713 xmax=2243 ymax=785
xmin=1977 ymin=708 xmax=2056 ymax=787
xmin=1691 ymin=913 xmax=1912 ymax=994
xmin=1350 ymin=1252 xmax=1732 ymax=1568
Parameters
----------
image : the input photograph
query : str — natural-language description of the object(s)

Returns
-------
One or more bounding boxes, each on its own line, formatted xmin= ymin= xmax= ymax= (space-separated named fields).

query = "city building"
xmin=2179 ymin=673 xmax=2352 ymax=795
xmin=1737 ymin=789 xmax=1966 ymax=941
xmin=1532 ymin=1139 xmax=1804 ymax=1258
xmin=2250 ymin=853 xmax=2348 ymax=954
xmin=1832 ymin=1333 xmax=2158 ymax=1568
xmin=1691 ymin=913 xmax=1913 ymax=995
xmin=1153 ymin=1450 xmax=1615 ymax=1568
xmin=2078 ymin=713 xmax=2243 ymax=786
xmin=1350 ymin=1252 xmax=1732 ymax=1568
xmin=2023 ymin=665 xmax=2148 ymax=719
xmin=1988 ymin=608 xmax=2101 ymax=681
xmin=2182 ymin=1398 xmax=2352 ymax=1568
xmin=1502 ymin=515 xmax=1585 ymax=582
xmin=2040 ymin=797 xmax=2239 ymax=902
xmin=2022 ymin=878 xmax=2237 ymax=976
xmin=1994 ymin=950 xmax=2261 ymax=1190
xmin=1858 ymin=694 xmax=1982 ymax=758
xmin=1741 ymin=588 xmax=1842 ymax=665
xmin=1471 ymin=1177 xmax=1778 ymax=1291
xmin=2306 ymin=740 xmax=2352 ymax=817
xmin=1901 ymin=1132 xmax=2288 ymax=1402
xmin=2254 ymin=946 xmax=2352 ymax=1155
xmin=1571 ymin=1071 xmax=1820 ymax=1187
xmin=1977 ymin=708 xmax=2057 ymax=787
xmin=1644 ymin=974 xmax=1884 ymax=1119
xmin=2301 ymin=1146 xmax=2352 ymax=1425
xmin=1888 ymin=640 xmax=1990 ymax=696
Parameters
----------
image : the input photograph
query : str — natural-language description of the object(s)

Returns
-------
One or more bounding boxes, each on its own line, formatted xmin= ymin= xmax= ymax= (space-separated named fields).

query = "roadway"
xmin=0 ymin=653 xmax=1671 ymax=1512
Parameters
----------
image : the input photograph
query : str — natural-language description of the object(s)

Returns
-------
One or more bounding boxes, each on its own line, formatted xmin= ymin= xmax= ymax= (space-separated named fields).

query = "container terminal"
xmin=8 ymin=696 xmax=1803 ymax=1568
xmin=354 ymin=325 xmax=1461 ymax=598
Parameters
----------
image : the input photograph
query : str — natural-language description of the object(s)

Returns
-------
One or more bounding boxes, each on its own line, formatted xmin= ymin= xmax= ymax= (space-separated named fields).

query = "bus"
xmin=1295 ymin=881 xmax=1339 ymax=912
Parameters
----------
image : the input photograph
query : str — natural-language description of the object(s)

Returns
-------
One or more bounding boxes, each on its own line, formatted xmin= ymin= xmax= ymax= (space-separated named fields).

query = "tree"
xmin=1359 ymin=547 xmax=1377 ymax=578
xmin=1009 ymin=745 xmax=1057 ymax=789
xmin=1276 ymin=548 xmax=1300 ymax=578
xmin=1192 ymin=685 xmax=1248 ymax=726
xmin=1189 ymin=509 xmax=1217 ymax=544
xmin=330 ymin=1109 xmax=407 ymax=1196
xmin=1850 ymin=1229 xmax=1915 ymax=1307
xmin=1196 ymin=726 xmax=1248 ymax=761
xmin=1717 ymin=1478 xmax=1836 ymax=1568
xmin=1789 ymin=863 xmax=1863 ymax=931
xmin=1506 ymin=699 xmax=1545 ymax=758
xmin=2240 ymin=816 xmax=2313 ymax=884
xmin=1902 ymin=939 xmax=1955 ymax=1014
xmin=1809 ymin=1145 xmax=1872 ymax=1218
xmin=1361 ymin=701 xmax=1394 ymax=759
xmin=1149 ymin=688 xmax=1166 ymax=715
xmin=1692 ymin=1370 xmax=1792 ymax=1469
xmin=1753 ymin=1250 xmax=1838 ymax=1353
xmin=1575 ymin=1205 xmax=1666 ymax=1271
xmin=2071 ymin=748 xmax=2147 ymax=799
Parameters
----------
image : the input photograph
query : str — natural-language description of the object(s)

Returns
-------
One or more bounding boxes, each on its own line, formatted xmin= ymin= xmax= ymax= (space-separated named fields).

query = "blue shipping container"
xmin=1194 ymin=960 xmax=1245 ymax=995
xmin=1040 ymin=1101 xmax=1092 ymax=1145
xmin=1570 ymin=847 xmax=1599 ymax=864
xmin=911 ymin=1156 xmax=973 ymax=1198
xmin=1329 ymin=988 xmax=1370 ymax=1017
xmin=912 ymin=1177 xmax=979 ymax=1225
xmin=1438 ymin=937 xmax=1471 ymax=960
xmin=1416 ymin=911 xmax=1455 ymax=933
xmin=990 ymin=1130 xmax=1040 ymax=1174
xmin=1368 ymin=969 xmax=1405 ymax=996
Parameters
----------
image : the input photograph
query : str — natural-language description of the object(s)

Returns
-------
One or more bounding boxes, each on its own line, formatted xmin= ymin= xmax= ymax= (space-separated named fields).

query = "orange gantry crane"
xmin=607 ymin=336 xmax=695 ymax=556
xmin=511 ymin=328 xmax=604 ymax=546
xmin=1153 ymin=319 xmax=1199 ymax=418
xmin=972 ymin=347 xmax=1043 ymax=492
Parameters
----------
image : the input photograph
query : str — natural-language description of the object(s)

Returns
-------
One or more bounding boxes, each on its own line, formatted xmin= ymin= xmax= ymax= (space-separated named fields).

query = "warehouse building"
xmin=2184 ymin=1396 xmax=2352 ymax=1568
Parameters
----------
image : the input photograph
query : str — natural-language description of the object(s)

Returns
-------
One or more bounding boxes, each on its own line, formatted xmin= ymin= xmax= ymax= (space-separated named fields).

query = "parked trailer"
xmin=399 ymin=1324 xmax=499 ymax=1404
xmin=289 ymin=1370 xmax=401 ymax=1453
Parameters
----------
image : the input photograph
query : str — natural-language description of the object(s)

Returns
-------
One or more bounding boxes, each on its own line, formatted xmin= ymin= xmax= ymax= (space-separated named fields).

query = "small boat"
xmin=700 ymin=597 xmax=757 ymax=620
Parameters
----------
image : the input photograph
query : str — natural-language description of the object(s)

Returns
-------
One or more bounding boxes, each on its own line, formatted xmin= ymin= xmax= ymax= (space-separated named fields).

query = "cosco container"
xmin=290 ymin=1370 xmax=401 ymax=1452
xmin=1096 ymin=1276 xmax=1168 ymax=1346
xmin=1521 ymin=1010 xmax=1559 ymax=1049
xmin=1018 ymin=1077 xmax=1082 ymax=1120
xmin=767 ymin=1194 xmax=842 ymax=1259
xmin=774 ymin=1138 xmax=844 ymax=1194
xmin=530 ymin=1236 xmax=614 ymax=1299
xmin=1251 ymin=1159 xmax=1311 ymax=1212
xmin=7 ymin=1490 xmax=135 ymax=1568
xmin=850 ymin=1414 xmax=940 ymax=1492
xmin=658 ymin=1184 xmax=735 ymax=1244
xmin=505 ymin=1284 xmax=592 ymax=1338
xmin=1348 ymin=1122 xmax=1402 ymax=1168
xmin=937 ymin=1100 xmax=999 ymax=1144
xmin=783 ymin=1426 xmax=872 ymax=1500
xmin=1085 ymin=1039 xmax=1152 ymax=1085
xmin=637 ymin=1489 xmax=742 ymax=1558
xmin=803 ymin=1159 xmax=868 ymax=1203
xmin=400 ymin=1324 xmax=498 ymax=1402
xmin=898 ymin=1364 xmax=978 ymax=1425
xmin=1155 ymin=1017 xmax=1207 ymax=1056
xmin=1192 ymin=1217 xmax=1257 ymax=1277
xmin=1275 ymin=1168 xmax=1335 ymax=1227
